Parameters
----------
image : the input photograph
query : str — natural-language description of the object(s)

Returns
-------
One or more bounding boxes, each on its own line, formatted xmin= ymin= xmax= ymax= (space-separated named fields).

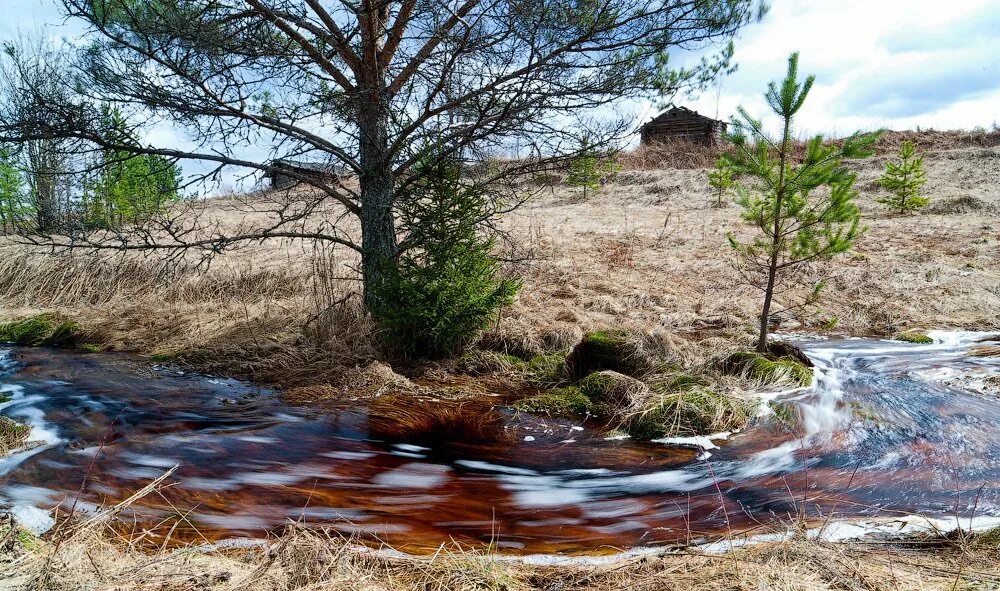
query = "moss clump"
xmin=655 ymin=373 xmax=710 ymax=392
xmin=514 ymin=387 xmax=591 ymax=417
xmin=458 ymin=350 xmax=526 ymax=375
xmin=624 ymin=387 xmax=753 ymax=439
xmin=78 ymin=343 xmax=103 ymax=353
xmin=0 ymin=393 xmax=10 ymax=404
xmin=894 ymin=330 xmax=933 ymax=344
xmin=0 ymin=314 xmax=85 ymax=348
xmin=566 ymin=330 xmax=646 ymax=377
xmin=0 ymin=415 xmax=31 ymax=454
xmin=526 ymin=353 xmax=569 ymax=385
xmin=152 ymin=348 xmax=212 ymax=364
xmin=577 ymin=370 xmax=650 ymax=421
xmin=720 ymin=351 xmax=813 ymax=387
xmin=577 ymin=371 xmax=614 ymax=400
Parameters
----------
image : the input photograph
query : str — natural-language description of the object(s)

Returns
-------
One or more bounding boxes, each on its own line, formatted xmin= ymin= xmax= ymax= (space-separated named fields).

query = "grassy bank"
xmin=5 ymin=512 xmax=1000 ymax=591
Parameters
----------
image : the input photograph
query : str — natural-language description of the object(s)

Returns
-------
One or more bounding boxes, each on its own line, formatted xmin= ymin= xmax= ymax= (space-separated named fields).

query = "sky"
xmin=2 ymin=0 xmax=999 ymax=189
xmin=673 ymin=0 xmax=1000 ymax=136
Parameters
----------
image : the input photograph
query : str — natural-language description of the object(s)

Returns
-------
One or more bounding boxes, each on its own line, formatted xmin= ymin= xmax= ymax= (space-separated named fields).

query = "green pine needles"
xmin=723 ymin=52 xmax=880 ymax=352
xmin=373 ymin=157 xmax=520 ymax=359
xmin=878 ymin=140 xmax=928 ymax=214
xmin=707 ymin=155 xmax=735 ymax=207
xmin=0 ymin=145 xmax=30 ymax=231
xmin=566 ymin=137 xmax=617 ymax=198
xmin=83 ymin=106 xmax=182 ymax=229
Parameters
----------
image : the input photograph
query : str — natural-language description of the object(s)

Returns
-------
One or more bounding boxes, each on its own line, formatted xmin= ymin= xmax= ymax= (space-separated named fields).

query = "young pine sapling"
xmin=723 ymin=52 xmax=880 ymax=352
xmin=878 ymin=140 xmax=928 ymax=214
xmin=708 ymin=155 xmax=735 ymax=207
xmin=566 ymin=138 xmax=617 ymax=198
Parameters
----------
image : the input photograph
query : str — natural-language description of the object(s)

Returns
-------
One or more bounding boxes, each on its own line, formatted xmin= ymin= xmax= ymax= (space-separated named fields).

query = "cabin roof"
xmin=269 ymin=159 xmax=342 ymax=174
xmin=641 ymin=106 xmax=726 ymax=130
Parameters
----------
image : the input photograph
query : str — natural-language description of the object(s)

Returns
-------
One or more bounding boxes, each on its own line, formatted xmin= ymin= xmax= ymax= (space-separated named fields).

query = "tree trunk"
xmin=357 ymin=1 xmax=396 ymax=314
xmin=757 ymin=116 xmax=793 ymax=353
xmin=756 ymin=254 xmax=779 ymax=353
xmin=358 ymin=103 xmax=397 ymax=313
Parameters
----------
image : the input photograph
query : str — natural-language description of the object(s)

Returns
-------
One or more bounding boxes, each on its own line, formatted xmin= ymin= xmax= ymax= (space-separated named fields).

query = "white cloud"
xmin=677 ymin=0 xmax=1000 ymax=136
xmin=8 ymin=0 xmax=1000 ymax=191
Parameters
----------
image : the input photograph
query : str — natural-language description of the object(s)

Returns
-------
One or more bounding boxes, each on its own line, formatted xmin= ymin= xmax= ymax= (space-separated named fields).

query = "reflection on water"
xmin=0 ymin=332 xmax=998 ymax=554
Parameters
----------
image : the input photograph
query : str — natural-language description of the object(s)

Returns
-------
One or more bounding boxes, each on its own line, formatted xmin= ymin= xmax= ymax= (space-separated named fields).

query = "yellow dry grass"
xmin=7 ymin=512 xmax=1000 ymax=591
xmin=0 ymin=136 xmax=996 ymax=386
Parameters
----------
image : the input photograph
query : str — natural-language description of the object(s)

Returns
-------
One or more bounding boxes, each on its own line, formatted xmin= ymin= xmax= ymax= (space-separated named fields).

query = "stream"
xmin=0 ymin=331 xmax=998 ymax=555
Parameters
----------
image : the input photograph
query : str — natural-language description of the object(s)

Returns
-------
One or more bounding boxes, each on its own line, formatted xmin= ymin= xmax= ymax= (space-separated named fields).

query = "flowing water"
xmin=0 ymin=332 xmax=998 ymax=555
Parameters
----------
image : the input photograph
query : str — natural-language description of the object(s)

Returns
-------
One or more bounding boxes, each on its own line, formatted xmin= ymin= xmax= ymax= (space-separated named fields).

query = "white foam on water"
xmin=372 ymin=462 xmax=450 ymax=489
xmin=0 ymin=364 xmax=63 ymax=478
xmin=10 ymin=505 xmax=55 ymax=535
xmin=653 ymin=431 xmax=731 ymax=451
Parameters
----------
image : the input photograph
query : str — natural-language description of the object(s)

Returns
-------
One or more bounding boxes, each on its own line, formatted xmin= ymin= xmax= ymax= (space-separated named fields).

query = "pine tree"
xmin=83 ymin=106 xmax=182 ymax=229
xmin=724 ymin=52 xmax=880 ymax=352
xmin=0 ymin=145 xmax=30 ymax=232
xmin=707 ymin=155 xmax=735 ymax=207
xmin=878 ymin=140 xmax=928 ymax=214
xmin=566 ymin=138 xmax=617 ymax=198
xmin=373 ymin=156 xmax=521 ymax=358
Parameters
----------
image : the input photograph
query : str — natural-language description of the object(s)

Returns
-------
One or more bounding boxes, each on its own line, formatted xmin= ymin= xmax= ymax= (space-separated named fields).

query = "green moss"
xmin=577 ymin=371 xmax=616 ymax=400
xmin=0 ymin=393 xmax=10 ymax=404
xmin=149 ymin=352 xmax=177 ymax=363
xmin=656 ymin=373 xmax=710 ymax=392
xmin=566 ymin=330 xmax=646 ymax=377
xmin=16 ymin=529 xmax=40 ymax=550
xmin=526 ymin=353 xmax=569 ymax=385
xmin=78 ymin=343 xmax=102 ymax=353
xmin=0 ymin=314 xmax=85 ymax=348
xmin=893 ymin=330 xmax=934 ymax=344
xmin=458 ymin=350 xmax=526 ymax=375
xmin=514 ymin=387 xmax=591 ymax=417
xmin=46 ymin=321 xmax=83 ymax=347
xmin=721 ymin=351 xmax=813 ymax=387
xmin=624 ymin=387 xmax=753 ymax=440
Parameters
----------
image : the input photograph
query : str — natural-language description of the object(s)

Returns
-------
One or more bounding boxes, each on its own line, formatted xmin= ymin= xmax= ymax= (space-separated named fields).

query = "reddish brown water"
xmin=0 ymin=332 xmax=998 ymax=555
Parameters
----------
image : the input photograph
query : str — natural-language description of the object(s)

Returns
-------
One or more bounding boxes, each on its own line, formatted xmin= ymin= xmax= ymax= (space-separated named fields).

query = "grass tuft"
xmin=0 ymin=313 xmax=86 ymax=348
xmin=720 ymin=351 xmax=813 ymax=387
xmin=514 ymin=386 xmax=591 ymax=417
xmin=566 ymin=330 xmax=649 ymax=378
xmin=0 ymin=415 xmax=31 ymax=454
xmin=894 ymin=330 xmax=934 ymax=344
xmin=458 ymin=350 xmax=526 ymax=375
xmin=525 ymin=353 xmax=569 ymax=385
xmin=623 ymin=386 xmax=754 ymax=439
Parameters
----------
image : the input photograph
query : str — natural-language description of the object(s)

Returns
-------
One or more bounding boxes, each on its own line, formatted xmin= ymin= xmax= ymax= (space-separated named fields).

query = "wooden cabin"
xmin=267 ymin=159 xmax=347 ymax=189
xmin=639 ymin=107 xmax=727 ymax=147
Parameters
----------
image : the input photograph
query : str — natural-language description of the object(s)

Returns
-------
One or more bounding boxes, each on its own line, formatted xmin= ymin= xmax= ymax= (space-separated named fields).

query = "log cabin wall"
xmin=640 ymin=107 xmax=727 ymax=147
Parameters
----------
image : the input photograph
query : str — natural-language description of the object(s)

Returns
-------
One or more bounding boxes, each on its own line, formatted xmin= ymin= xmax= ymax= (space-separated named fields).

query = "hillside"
xmin=1 ymin=133 xmax=997 ymax=386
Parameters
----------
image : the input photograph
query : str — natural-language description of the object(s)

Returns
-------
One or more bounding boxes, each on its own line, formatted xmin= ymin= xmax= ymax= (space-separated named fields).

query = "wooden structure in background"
xmin=267 ymin=159 xmax=348 ymax=189
xmin=640 ymin=107 xmax=727 ymax=147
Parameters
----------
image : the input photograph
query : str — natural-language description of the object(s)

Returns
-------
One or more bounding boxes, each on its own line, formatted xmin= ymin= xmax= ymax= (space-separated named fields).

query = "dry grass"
xmin=0 ymin=130 xmax=996 ymax=390
xmin=0 ymin=416 xmax=30 ymax=455
xmin=366 ymin=392 xmax=510 ymax=443
xmin=7 ymin=502 xmax=1000 ymax=591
